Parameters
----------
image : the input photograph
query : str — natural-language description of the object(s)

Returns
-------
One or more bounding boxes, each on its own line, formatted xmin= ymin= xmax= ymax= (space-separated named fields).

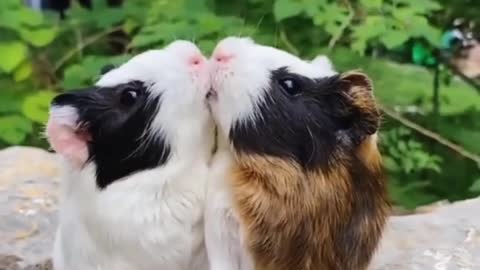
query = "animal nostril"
xmin=214 ymin=52 xmax=233 ymax=64
xmin=190 ymin=55 xmax=204 ymax=66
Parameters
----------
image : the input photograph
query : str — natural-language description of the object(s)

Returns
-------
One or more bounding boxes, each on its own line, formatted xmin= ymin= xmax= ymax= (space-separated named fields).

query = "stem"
xmin=279 ymin=26 xmax=299 ymax=56
xmin=328 ymin=0 xmax=354 ymax=50
xmin=54 ymin=25 xmax=124 ymax=72
xmin=432 ymin=64 xmax=440 ymax=126
xmin=73 ymin=24 xmax=84 ymax=59
xmin=380 ymin=104 xmax=480 ymax=164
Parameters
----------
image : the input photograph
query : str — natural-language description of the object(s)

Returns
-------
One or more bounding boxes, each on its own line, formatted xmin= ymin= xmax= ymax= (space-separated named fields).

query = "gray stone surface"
xmin=0 ymin=147 xmax=59 ymax=267
xmin=0 ymin=146 xmax=479 ymax=269
xmin=371 ymin=198 xmax=480 ymax=270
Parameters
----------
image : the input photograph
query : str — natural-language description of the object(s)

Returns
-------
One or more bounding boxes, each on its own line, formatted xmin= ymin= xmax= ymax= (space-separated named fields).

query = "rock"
xmin=0 ymin=255 xmax=52 ymax=270
xmin=0 ymin=255 xmax=22 ymax=270
xmin=0 ymin=146 xmax=479 ymax=269
xmin=371 ymin=197 xmax=480 ymax=269
xmin=0 ymin=147 xmax=60 ymax=265
xmin=414 ymin=200 xmax=450 ymax=214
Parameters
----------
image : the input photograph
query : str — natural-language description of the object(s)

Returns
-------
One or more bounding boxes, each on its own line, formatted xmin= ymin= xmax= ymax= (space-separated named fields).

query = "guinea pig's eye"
xmin=120 ymin=88 xmax=140 ymax=107
xmin=279 ymin=78 xmax=301 ymax=96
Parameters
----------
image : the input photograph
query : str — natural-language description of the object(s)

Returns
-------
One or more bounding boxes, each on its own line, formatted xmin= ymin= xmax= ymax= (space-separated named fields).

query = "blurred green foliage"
xmin=0 ymin=0 xmax=479 ymax=208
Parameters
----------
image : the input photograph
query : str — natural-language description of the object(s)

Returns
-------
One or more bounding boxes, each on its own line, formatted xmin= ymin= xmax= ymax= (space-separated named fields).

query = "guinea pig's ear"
xmin=336 ymin=71 xmax=380 ymax=145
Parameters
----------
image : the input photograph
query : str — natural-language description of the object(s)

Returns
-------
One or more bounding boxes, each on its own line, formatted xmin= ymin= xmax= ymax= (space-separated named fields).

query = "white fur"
xmin=204 ymin=134 xmax=253 ymax=270
xmin=53 ymin=40 xmax=214 ymax=270
xmin=310 ymin=55 xmax=336 ymax=74
xmin=209 ymin=37 xmax=337 ymax=136
xmin=49 ymin=106 xmax=79 ymax=127
xmin=205 ymin=37 xmax=337 ymax=270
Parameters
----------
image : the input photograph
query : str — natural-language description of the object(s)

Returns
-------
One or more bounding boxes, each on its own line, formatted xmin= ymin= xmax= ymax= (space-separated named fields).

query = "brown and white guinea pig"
xmin=204 ymin=37 xmax=389 ymax=270
xmin=46 ymin=41 xmax=214 ymax=270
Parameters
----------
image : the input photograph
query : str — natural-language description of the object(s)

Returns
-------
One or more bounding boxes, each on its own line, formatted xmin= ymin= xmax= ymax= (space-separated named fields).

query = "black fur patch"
xmin=52 ymin=81 xmax=170 ymax=189
xmin=230 ymin=68 xmax=372 ymax=171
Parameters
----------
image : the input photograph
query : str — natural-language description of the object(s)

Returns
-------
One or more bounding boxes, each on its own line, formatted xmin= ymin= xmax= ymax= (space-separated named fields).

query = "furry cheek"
xmin=46 ymin=108 xmax=90 ymax=168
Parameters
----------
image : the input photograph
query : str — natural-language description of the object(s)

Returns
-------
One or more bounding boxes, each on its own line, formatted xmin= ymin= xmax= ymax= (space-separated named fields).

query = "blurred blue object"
xmin=24 ymin=0 xmax=42 ymax=10
xmin=24 ymin=0 xmax=93 ymax=19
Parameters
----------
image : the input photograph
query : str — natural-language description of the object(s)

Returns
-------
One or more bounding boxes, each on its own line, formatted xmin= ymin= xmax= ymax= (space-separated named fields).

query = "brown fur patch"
xmin=230 ymin=135 xmax=389 ymax=270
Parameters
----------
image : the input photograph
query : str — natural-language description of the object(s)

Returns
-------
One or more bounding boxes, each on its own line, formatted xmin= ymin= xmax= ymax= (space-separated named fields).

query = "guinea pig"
xmin=46 ymin=40 xmax=214 ymax=270
xmin=205 ymin=37 xmax=389 ymax=270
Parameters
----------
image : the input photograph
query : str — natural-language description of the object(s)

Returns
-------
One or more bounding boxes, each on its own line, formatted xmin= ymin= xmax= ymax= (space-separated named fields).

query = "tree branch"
xmin=54 ymin=25 xmax=124 ymax=72
xmin=380 ymin=104 xmax=480 ymax=165
xmin=328 ymin=0 xmax=354 ymax=50
xmin=279 ymin=26 xmax=299 ymax=56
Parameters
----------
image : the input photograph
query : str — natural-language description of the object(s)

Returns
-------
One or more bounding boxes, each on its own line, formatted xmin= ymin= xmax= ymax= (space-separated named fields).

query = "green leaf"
xmin=132 ymin=21 xmax=196 ymax=48
xmin=123 ymin=18 xmax=140 ymax=35
xmin=408 ymin=16 xmax=441 ymax=45
xmin=354 ymin=15 xmax=386 ymax=39
xmin=0 ymin=42 xmax=28 ymax=73
xmin=273 ymin=0 xmax=304 ymax=21
xmin=408 ymin=0 xmax=442 ymax=14
xmin=19 ymin=27 xmax=57 ymax=47
xmin=0 ymin=6 xmax=44 ymax=30
xmin=21 ymin=91 xmax=57 ymax=124
xmin=13 ymin=61 xmax=33 ymax=82
xmin=63 ymin=55 xmax=132 ymax=89
xmin=69 ymin=2 xmax=126 ymax=29
xmin=469 ymin=178 xmax=480 ymax=193
xmin=0 ymin=91 xmax=22 ymax=113
xmin=380 ymin=30 xmax=410 ymax=49
xmin=351 ymin=39 xmax=367 ymax=55
xmin=197 ymin=39 xmax=217 ymax=55
xmin=16 ymin=8 xmax=44 ymax=26
xmin=350 ymin=15 xmax=387 ymax=54
xmin=0 ymin=115 xmax=33 ymax=145
xmin=313 ymin=3 xmax=350 ymax=36
xmin=184 ymin=0 xmax=210 ymax=14
xmin=361 ymin=0 xmax=383 ymax=9
xmin=63 ymin=65 xmax=90 ymax=89
xmin=384 ymin=156 xmax=400 ymax=172
xmin=196 ymin=14 xmax=225 ymax=36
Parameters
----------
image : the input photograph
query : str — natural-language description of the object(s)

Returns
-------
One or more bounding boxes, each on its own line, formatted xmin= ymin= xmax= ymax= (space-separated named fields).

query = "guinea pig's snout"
xmin=47 ymin=93 xmax=92 ymax=166
xmin=48 ymin=91 xmax=95 ymax=142
xmin=189 ymin=54 xmax=206 ymax=67
xmin=212 ymin=50 xmax=234 ymax=65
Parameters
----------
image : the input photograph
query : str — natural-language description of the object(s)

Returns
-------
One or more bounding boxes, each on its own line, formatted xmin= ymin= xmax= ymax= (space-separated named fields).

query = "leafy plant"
xmin=0 ymin=0 xmax=58 ymax=146
xmin=0 ymin=0 xmax=478 ymax=209
xmin=272 ymin=0 xmax=442 ymax=54
xmin=0 ymin=0 xmax=57 ymax=80
xmin=380 ymin=127 xmax=443 ymax=208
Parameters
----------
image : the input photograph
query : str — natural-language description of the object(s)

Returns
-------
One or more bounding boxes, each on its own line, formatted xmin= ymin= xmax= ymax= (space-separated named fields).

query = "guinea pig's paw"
xmin=46 ymin=106 xmax=90 ymax=168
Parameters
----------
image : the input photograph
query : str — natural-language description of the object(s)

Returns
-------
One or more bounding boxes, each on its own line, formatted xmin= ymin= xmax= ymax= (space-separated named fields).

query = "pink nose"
xmin=189 ymin=55 xmax=205 ymax=66
xmin=214 ymin=51 xmax=234 ymax=64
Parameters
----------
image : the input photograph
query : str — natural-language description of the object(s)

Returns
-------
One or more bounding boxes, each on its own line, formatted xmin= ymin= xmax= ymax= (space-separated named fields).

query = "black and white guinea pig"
xmin=205 ymin=37 xmax=389 ymax=270
xmin=46 ymin=41 xmax=214 ymax=270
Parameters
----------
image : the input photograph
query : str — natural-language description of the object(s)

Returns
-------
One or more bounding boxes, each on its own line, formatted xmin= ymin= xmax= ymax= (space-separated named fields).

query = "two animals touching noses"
xmin=46 ymin=36 xmax=389 ymax=270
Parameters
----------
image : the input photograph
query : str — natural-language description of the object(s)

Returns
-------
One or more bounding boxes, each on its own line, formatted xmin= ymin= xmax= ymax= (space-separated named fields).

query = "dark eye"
xmin=120 ymin=88 xmax=140 ymax=107
xmin=279 ymin=78 xmax=301 ymax=96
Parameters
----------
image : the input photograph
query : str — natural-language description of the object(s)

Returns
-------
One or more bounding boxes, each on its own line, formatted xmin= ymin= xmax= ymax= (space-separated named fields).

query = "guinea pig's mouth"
xmin=72 ymin=124 xmax=92 ymax=142
xmin=46 ymin=115 xmax=93 ymax=166
xmin=48 ymin=120 xmax=92 ymax=142
xmin=206 ymin=88 xmax=217 ymax=101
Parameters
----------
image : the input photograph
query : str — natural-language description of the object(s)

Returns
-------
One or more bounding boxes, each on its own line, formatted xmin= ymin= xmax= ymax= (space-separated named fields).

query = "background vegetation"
xmin=1 ymin=0 xmax=479 ymax=209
